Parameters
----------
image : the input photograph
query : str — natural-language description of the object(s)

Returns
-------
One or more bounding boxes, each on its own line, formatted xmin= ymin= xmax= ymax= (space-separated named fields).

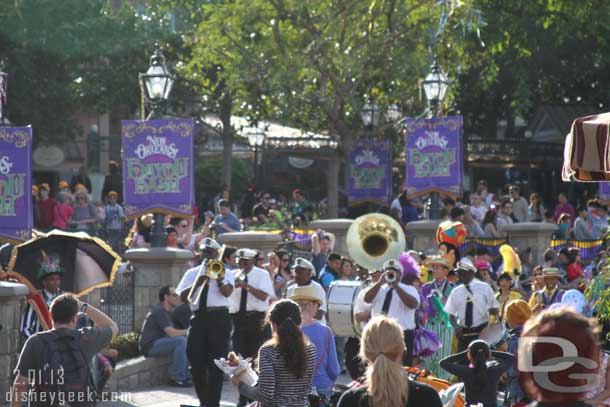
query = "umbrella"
xmin=8 ymin=230 xmax=121 ymax=296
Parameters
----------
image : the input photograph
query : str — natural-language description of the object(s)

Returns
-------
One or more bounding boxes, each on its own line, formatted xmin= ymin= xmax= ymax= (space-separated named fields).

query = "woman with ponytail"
xmin=440 ymin=339 xmax=513 ymax=407
xmin=337 ymin=316 xmax=442 ymax=407
xmin=231 ymin=299 xmax=317 ymax=407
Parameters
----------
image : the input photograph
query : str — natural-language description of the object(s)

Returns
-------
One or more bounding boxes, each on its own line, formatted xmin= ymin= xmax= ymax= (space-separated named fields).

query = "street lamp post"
xmin=0 ymin=61 xmax=11 ymax=126
xmin=421 ymin=58 xmax=451 ymax=220
xmin=139 ymin=44 xmax=175 ymax=247
xmin=247 ymin=129 xmax=266 ymax=188
xmin=359 ymin=99 xmax=381 ymax=213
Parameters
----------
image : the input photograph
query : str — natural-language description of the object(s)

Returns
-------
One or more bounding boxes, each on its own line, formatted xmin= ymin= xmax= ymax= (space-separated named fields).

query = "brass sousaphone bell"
xmin=346 ymin=213 xmax=406 ymax=273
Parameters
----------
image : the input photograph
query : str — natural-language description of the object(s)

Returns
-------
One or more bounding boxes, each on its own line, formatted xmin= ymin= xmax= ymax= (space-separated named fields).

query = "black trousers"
xmin=403 ymin=330 xmax=414 ymax=367
xmin=187 ymin=308 xmax=232 ymax=407
xmin=344 ymin=336 xmax=365 ymax=380
xmin=232 ymin=311 xmax=270 ymax=358
xmin=457 ymin=322 xmax=487 ymax=353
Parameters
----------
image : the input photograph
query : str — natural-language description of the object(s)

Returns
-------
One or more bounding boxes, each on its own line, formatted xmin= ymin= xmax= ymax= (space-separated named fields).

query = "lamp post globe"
xmin=422 ymin=59 xmax=450 ymax=118
xmin=360 ymin=100 xmax=380 ymax=129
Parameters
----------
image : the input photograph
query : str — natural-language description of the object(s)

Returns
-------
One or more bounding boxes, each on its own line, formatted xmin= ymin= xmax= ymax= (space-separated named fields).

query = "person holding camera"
xmin=363 ymin=259 xmax=420 ymax=366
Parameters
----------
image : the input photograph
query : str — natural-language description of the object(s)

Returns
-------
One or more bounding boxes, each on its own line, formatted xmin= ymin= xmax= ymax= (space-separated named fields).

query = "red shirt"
xmin=37 ymin=198 xmax=56 ymax=229
xmin=566 ymin=263 xmax=584 ymax=282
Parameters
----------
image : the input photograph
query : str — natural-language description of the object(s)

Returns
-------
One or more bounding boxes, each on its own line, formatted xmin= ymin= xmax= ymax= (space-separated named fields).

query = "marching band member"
xmin=230 ymin=248 xmax=275 ymax=407
xmin=444 ymin=262 xmax=499 ymax=352
xmin=286 ymin=258 xmax=327 ymax=320
xmin=364 ymin=259 xmax=420 ymax=366
xmin=176 ymin=238 xmax=234 ymax=407
xmin=528 ymin=267 xmax=564 ymax=313
xmin=419 ymin=256 xmax=455 ymax=380
xmin=20 ymin=253 xmax=63 ymax=339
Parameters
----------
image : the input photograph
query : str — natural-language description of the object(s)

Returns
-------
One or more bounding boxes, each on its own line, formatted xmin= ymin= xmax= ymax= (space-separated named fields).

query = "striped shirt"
xmin=238 ymin=342 xmax=317 ymax=407
xmin=20 ymin=289 xmax=59 ymax=339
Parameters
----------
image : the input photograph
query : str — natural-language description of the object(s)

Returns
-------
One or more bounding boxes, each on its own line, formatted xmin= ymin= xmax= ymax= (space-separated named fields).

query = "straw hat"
xmin=290 ymin=285 xmax=322 ymax=305
xmin=542 ymin=267 xmax=561 ymax=278
xmin=428 ymin=256 xmax=450 ymax=269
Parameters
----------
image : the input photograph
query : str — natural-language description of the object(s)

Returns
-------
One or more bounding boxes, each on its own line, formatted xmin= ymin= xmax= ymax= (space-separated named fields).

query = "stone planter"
xmin=217 ymin=232 xmax=282 ymax=256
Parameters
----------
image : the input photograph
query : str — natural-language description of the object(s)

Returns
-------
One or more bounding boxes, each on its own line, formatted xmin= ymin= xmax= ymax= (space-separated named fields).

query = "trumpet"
xmin=385 ymin=270 xmax=398 ymax=284
xmin=187 ymin=246 xmax=226 ymax=305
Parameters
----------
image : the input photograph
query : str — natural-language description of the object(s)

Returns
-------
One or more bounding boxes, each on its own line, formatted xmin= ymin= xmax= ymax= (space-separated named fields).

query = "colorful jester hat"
xmin=37 ymin=250 xmax=64 ymax=281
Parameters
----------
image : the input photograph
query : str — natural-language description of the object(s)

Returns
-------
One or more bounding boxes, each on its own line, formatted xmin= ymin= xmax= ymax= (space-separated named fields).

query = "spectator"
xmin=138 ymin=286 xmax=191 ymax=387
xmin=591 ymin=203 xmax=610 ymax=239
xmin=231 ymin=300 xmax=317 ymax=407
xmin=504 ymin=299 xmax=532 ymax=405
xmin=58 ymin=180 xmax=71 ymax=195
xmin=556 ymin=213 xmax=572 ymax=239
xmin=70 ymin=165 xmax=92 ymax=194
xmin=319 ymin=252 xmax=342 ymax=290
xmin=462 ymin=205 xmax=485 ymax=237
xmin=166 ymin=226 xmax=179 ymax=248
xmin=470 ymin=193 xmax=487 ymax=223
xmin=482 ymin=208 xmax=502 ymax=238
xmin=104 ymin=191 xmax=125 ymax=253
xmin=240 ymin=185 xmax=257 ymax=220
xmin=101 ymin=161 xmax=123 ymax=203
xmin=311 ymin=231 xmax=334 ymax=277
xmin=442 ymin=197 xmax=456 ymax=213
xmin=400 ymin=195 xmax=419 ymax=224
xmin=287 ymin=258 xmax=328 ymax=320
xmin=574 ymin=206 xmax=593 ymax=240
xmin=543 ymin=209 xmax=555 ymax=223
xmin=450 ymin=206 xmax=465 ymax=222
xmin=36 ymin=183 xmax=56 ymax=230
xmin=509 ymin=186 xmax=528 ymax=223
xmin=213 ymin=184 xmax=229 ymax=214
xmin=291 ymin=189 xmax=314 ymax=223
xmin=496 ymin=199 xmax=514 ymax=234
xmin=528 ymin=193 xmax=545 ymax=222
xmin=291 ymin=286 xmax=340 ymax=402
xmin=12 ymin=294 xmax=118 ymax=407
xmin=553 ymin=192 xmax=575 ymax=223
xmin=51 ymin=191 xmax=74 ymax=231
xmin=337 ymin=316 xmax=442 ymax=407
xmin=252 ymin=191 xmax=271 ymax=223
xmin=213 ymin=199 xmax=241 ymax=235
xmin=72 ymin=190 xmax=98 ymax=233
xmin=477 ymin=180 xmax=495 ymax=207
xmin=270 ymin=250 xmax=294 ymax=299
xmin=32 ymin=185 xmax=41 ymax=227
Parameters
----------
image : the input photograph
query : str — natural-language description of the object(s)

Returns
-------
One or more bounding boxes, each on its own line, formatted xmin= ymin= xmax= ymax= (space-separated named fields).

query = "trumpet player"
xmin=363 ymin=259 xmax=420 ymax=366
xmin=229 ymin=248 xmax=275 ymax=407
xmin=176 ymin=238 xmax=234 ymax=407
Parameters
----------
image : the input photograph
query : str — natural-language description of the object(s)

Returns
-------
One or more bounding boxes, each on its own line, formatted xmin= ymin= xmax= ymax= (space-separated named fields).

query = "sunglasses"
xmin=281 ymin=258 xmax=289 ymax=262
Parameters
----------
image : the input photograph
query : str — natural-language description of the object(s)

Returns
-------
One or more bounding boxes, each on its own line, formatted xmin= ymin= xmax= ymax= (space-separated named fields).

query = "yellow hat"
xmin=74 ymin=183 xmax=86 ymax=191
xmin=107 ymin=191 xmax=118 ymax=197
xmin=506 ymin=299 xmax=532 ymax=327
xmin=39 ymin=183 xmax=50 ymax=191
xmin=32 ymin=185 xmax=39 ymax=194
xmin=59 ymin=180 xmax=69 ymax=189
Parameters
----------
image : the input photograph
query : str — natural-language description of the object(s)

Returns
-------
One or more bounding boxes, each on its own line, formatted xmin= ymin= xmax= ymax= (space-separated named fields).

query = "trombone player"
xmin=176 ymin=238 xmax=234 ymax=407
xmin=364 ymin=259 xmax=420 ymax=366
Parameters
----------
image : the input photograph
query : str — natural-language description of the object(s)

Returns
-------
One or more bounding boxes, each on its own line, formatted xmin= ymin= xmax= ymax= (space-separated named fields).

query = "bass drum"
xmin=327 ymin=280 xmax=364 ymax=337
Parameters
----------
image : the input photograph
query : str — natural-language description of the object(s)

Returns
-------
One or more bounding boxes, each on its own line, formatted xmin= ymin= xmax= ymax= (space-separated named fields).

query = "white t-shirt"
xmin=354 ymin=288 xmax=373 ymax=332
xmin=229 ymin=266 xmax=275 ymax=313
xmin=286 ymin=280 xmax=328 ymax=313
xmin=470 ymin=205 xmax=487 ymax=223
xmin=176 ymin=264 xmax=235 ymax=311
xmin=444 ymin=280 xmax=499 ymax=327
xmin=370 ymin=283 xmax=420 ymax=331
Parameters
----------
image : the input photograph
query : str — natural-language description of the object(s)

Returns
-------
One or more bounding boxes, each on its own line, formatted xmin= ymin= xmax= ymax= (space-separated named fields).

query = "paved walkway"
xmin=100 ymin=373 xmax=352 ymax=407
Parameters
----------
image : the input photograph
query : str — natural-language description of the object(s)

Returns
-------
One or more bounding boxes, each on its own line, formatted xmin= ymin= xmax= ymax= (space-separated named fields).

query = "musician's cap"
xmin=199 ymin=238 xmax=221 ymax=251
xmin=541 ymin=267 xmax=561 ymax=278
xmin=236 ymin=248 xmax=257 ymax=260
xmin=290 ymin=285 xmax=322 ymax=305
xmin=292 ymin=257 xmax=314 ymax=272
xmin=456 ymin=261 xmax=476 ymax=273
xmin=382 ymin=259 xmax=403 ymax=274
xmin=428 ymin=256 xmax=450 ymax=269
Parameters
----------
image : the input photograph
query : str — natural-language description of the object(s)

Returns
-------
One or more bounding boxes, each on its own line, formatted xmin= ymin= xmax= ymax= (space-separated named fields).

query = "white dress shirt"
xmin=176 ymin=263 xmax=235 ymax=311
xmin=229 ymin=266 xmax=275 ymax=313
xmin=370 ymin=283 xmax=420 ymax=331
xmin=354 ymin=288 xmax=373 ymax=332
xmin=444 ymin=279 xmax=499 ymax=327
xmin=286 ymin=280 xmax=328 ymax=313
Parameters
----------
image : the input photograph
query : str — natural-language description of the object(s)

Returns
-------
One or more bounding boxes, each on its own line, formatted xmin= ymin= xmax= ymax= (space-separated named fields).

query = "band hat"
xmin=456 ymin=261 xmax=477 ymax=273
xmin=382 ymin=259 xmax=404 ymax=274
xmin=292 ymin=257 xmax=315 ymax=272
xmin=542 ymin=267 xmax=561 ymax=278
xmin=236 ymin=248 xmax=257 ymax=260
xmin=290 ymin=285 xmax=323 ymax=305
xmin=428 ymin=256 xmax=450 ymax=269
xmin=199 ymin=237 xmax=222 ymax=251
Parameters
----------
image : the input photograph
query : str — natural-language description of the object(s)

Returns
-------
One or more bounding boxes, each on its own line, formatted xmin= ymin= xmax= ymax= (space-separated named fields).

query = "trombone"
xmin=187 ymin=245 xmax=226 ymax=306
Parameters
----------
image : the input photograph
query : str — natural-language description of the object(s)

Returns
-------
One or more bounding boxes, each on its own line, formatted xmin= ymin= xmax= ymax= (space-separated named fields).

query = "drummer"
xmin=444 ymin=261 xmax=499 ymax=352
xmin=364 ymin=259 xmax=420 ymax=366
xmin=419 ymin=256 xmax=455 ymax=380
xmin=528 ymin=267 xmax=564 ymax=313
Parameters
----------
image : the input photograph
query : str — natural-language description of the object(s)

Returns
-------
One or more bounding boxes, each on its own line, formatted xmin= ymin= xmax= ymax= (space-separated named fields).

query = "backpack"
xmin=33 ymin=330 xmax=95 ymax=406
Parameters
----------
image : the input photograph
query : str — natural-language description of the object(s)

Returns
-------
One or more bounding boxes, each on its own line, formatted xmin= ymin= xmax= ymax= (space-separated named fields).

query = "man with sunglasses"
xmin=286 ymin=258 xmax=327 ymax=320
xmin=176 ymin=238 xmax=235 ymax=407
xmin=252 ymin=191 xmax=271 ymax=224
xmin=229 ymin=248 xmax=275 ymax=407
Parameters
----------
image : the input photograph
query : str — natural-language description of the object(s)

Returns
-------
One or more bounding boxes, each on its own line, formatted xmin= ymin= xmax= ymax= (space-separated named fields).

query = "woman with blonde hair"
xmin=337 ymin=316 xmax=441 ymax=407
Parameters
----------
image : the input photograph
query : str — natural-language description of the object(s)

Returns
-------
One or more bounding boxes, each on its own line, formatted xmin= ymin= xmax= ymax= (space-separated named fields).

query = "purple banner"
xmin=0 ymin=127 xmax=32 ymax=242
xmin=600 ymin=183 xmax=610 ymax=204
xmin=347 ymin=138 xmax=392 ymax=205
xmin=122 ymin=119 xmax=194 ymax=219
xmin=403 ymin=116 xmax=463 ymax=198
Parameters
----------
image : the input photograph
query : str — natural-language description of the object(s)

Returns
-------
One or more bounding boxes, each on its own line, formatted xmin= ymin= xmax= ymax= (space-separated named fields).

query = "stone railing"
xmin=107 ymin=355 xmax=172 ymax=392
xmin=0 ymin=282 xmax=29 ymax=396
